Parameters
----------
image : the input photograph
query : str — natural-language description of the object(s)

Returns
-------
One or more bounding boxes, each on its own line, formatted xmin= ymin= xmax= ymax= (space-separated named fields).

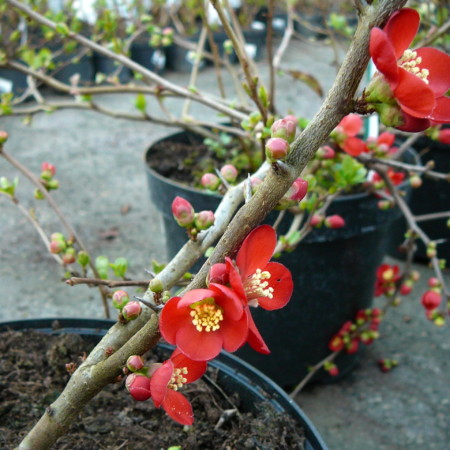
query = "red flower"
xmin=150 ymin=349 xmax=206 ymax=425
xmin=209 ymin=225 xmax=293 ymax=354
xmin=159 ymin=284 xmax=248 ymax=361
xmin=369 ymin=8 xmax=450 ymax=131
xmin=374 ymin=264 xmax=400 ymax=296
xmin=333 ymin=114 xmax=367 ymax=156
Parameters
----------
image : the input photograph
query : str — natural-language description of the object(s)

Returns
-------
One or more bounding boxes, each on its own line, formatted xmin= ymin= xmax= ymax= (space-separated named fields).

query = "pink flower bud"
xmin=271 ymin=118 xmax=297 ymax=143
xmin=0 ymin=131 xmax=8 ymax=144
xmin=310 ymin=214 xmax=324 ymax=227
xmin=289 ymin=178 xmax=308 ymax=202
xmin=126 ymin=373 xmax=151 ymax=401
xmin=201 ymin=173 xmax=221 ymax=191
xmin=284 ymin=115 xmax=298 ymax=126
xmin=194 ymin=210 xmax=215 ymax=230
xmin=328 ymin=335 xmax=344 ymax=352
xmin=220 ymin=164 xmax=238 ymax=183
xmin=328 ymin=365 xmax=339 ymax=377
xmin=427 ymin=277 xmax=440 ymax=288
xmin=127 ymin=355 xmax=145 ymax=372
xmin=438 ymin=128 xmax=450 ymax=144
xmin=171 ymin=196 xmax=195 ymax=227
xmin=62 ymin=248 xmax=76 ymax=265
xmin=122 ymin=301 xmax=142 ymax=320
xmin=316 ymin=145 xmax=336 ymax=159
xmin=49 ymin=239 xmax=66 ymax=254
xmin=400 ymin=284 xmax=412 ymax=296
xmin=265 ymin=137 xmax=290 ymax=162
xmin=421 ymin=290 xmax=441 ymax=310
xmin=324 ymin=215 xmax=345 ymax=229
xmin=409 ymin=175 xmax=422 ymax=188
xmin=345 ymin=339 xmax=359 ymax=354
xmin=41 ymin=162 xmax=56 ymax=176
xmin=112 ymin=290 xmax=130 ymax=309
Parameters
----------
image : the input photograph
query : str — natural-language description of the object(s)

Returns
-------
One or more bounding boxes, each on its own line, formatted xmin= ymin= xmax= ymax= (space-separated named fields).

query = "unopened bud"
xmin=171 ymin=196 xmax=195 ymax=227
xmin=201 ymin=173 xmax=221 ymax=191
xmin=122 ymin=301 xmax=142 ymax=320
xmin=421 ymin=290 xmax=441 ymax=310
xmin=265 ymin=137 xmax=290 ymax=162
xmin=112 ymin=290 xmax=130 ymax=309
xmin=126 ymin=355 xmax=145 ymax=372
xmin=149 ymin=278 xmax=164 ymax=293
xmin=49 ymin=239 xmax=66 ymax=254
xmin=62 ymin=247 xmax=76 ymax=265
xmin=377 ymin=200 xmax=393 ymax=210
xmin=438 ymin=128 xmax=450 ymax=144
xmin=324 ymin=214 xmax=345 ymax=229
xmin=220 ymin=164 xmax=238 ymax=183
xmin=77 ymin=250 xmax=90 ymax=267
xmin=409 ymin=175 xmax=422 ymax=188
xmin=47 ymin=179 xmax=59 ymax=190
xmin=271 ymin=118 xmax=297 ymax=143
xmin=41 ymin=162 xmax=56 ymax=176
xmin=0 ymin=131 xmax=9 ymax=144
xmin=290 ymin=178 xmax=308 ymax=202
xmin=34 ymin=188 xmax=45 ymax=200
xmin=125 ymin=373 xmax=151 ymax=401
xmin=194 ymin=210 xmax=215 ymax=230
xmin=428 ymin=277 xmax=440 ymax=288
xmin=310 ymin=214 xmax=324 ymax=227
xmin=223 ymin=39 xmax=233 ymax=55
xmin=316 ymin=145 xmax=336 ymax=159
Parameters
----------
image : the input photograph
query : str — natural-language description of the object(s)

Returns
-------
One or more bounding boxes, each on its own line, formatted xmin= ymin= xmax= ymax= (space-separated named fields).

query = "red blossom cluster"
xmin=328 ymin=308 xmax=383 ymax=362
xmin=125 ymin=225 xmax=293 ymax=424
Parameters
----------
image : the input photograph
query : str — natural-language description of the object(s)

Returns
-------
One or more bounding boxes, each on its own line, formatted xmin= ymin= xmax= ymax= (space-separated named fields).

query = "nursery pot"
xmin=0 ymin=318 xmax=327 ymax=450
xmin=145 ymin=130 xmax=412 ymax=387
xmin=130 ymin=42 xmax=166 ymax=73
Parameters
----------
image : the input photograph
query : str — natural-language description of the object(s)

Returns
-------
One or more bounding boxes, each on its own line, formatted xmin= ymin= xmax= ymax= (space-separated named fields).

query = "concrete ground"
xmin=0 ymin=39 xmax=449 ymax=449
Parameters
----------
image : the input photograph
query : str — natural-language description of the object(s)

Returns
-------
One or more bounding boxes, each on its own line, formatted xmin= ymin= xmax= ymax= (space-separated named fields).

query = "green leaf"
xmin=151 ymin=260 xmax=166 ymax=274
xmin=95 ymin=255 xmax=110 ymax=280
xmin=110 ymin=257 xmax=128 ymax=278
xmin=55 ymin=22 xmax=70 ymax=36
xmin=134 ymin=94 xmax=147 ymax=113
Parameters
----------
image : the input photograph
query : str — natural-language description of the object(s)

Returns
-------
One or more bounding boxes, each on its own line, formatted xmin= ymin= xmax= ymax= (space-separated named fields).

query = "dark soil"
xmin=1 ymin=329 xmax=306 ymax=449
xmin=147 ymin=135 xmax=222 ymax=188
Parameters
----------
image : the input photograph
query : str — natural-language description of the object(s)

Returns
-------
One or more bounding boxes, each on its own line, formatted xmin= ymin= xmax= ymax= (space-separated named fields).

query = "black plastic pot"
xmin=0 ymin=68 xmax=28 ymax=96
xmin=165 ymin=34 xmax=206 ymax=73
xmin=130 ymin=43 xmax=166 ymax=73
xmin=0 ymin=318 xmax=327 ymax=450
xmin=387 ymin=134 xmax=450 ymax=262
xmin=208 ymin=22 xmax=267 ymax=63
xmin=52 ymin=53 xmax=95 ymax=86
xmin=145 ymin=130 xmax=414 ymax=386
xmin=93 ymin=53 xmax=131 ymax=84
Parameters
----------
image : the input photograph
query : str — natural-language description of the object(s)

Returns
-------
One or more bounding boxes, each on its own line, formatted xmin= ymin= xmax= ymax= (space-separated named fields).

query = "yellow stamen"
xmin=190 ymin=298 xmax=224 ymax=332
xmin=168 ymin=367 xmax=189 ymax=391
xmin=398 ymin=49 xmax=429 ymax=84
xmin=245 ymin=268 xmax=274 ymax=302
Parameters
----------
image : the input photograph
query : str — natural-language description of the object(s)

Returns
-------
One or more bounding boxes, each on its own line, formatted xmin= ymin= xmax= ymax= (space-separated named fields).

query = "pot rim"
xmin=144 ymin=130 xmax=419 ymax=204
xmin=0 ymin=317 xmax=328 ymax=450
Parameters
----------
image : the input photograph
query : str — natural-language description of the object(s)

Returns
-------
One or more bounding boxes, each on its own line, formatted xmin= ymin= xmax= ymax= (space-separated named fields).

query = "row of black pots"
xmin=144 ymin=129 xmax=416 ymax=388
xmin=0 ymin=318 xmax=327 ymax=450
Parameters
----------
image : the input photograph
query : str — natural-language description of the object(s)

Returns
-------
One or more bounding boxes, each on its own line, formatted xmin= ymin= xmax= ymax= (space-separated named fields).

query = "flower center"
xmin=398 ymin=50 xmax=429 ymax=84
xmin=190 ymin=298 xmax=224 ymax=332
xmin=244 ymin=268 xmax=274 ymax=303
xmin=168 ymin=367 xmax=188 ymax=391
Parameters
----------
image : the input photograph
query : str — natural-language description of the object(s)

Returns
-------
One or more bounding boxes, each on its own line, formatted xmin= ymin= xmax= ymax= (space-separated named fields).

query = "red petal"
xmin=369 ymin=28 xmax=399 ymax=89
xmin=338 ymin=114 xmax=363 ymax=137
xmin=342 ymin=136 xmax=367 ymax=156
xmin=208 ymin=263 xmax=228 ymax=285
xmin=171 ymin=352 xmax=207 ymax=383
xmin=257 ymin=262 xmax=293 ymax=311
xmin=430 ymin=96 xmax=450 ymax=123
xmin=383 ymin=8 xmax=420 ymax=59
xmin=162 ymin=389 xmax=194 ymax=426
xmin=209 ymin=283 xmax=244 ymax=320
xmin=416 ymin=48 xmax=450 ymax=97
xmin=236 ymin=225 xmax=276 ymax=279
xmin=177 ymin=289 xmax=216 ymax=308
xmin=377 ymin=132 xmax=395 ymax=147
xmin=394 ymin=68 xmax=435 ymax=118
xmin=226 ymin=259 xmax=246 ymax=301
xmin=220 ymin=308 xmax=249 ymax=353
xmin=150 ymin=360 xmax=173 ymax=407
xmin=396 ymin=113 xmax=430 ymax=132
xmin=246 ymin=311 xmax=270 ymax=354
xmin=175 ymin=325 xmax=223 ymax=361
xmin=159 ymin=297 xmax=187 ymax=344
